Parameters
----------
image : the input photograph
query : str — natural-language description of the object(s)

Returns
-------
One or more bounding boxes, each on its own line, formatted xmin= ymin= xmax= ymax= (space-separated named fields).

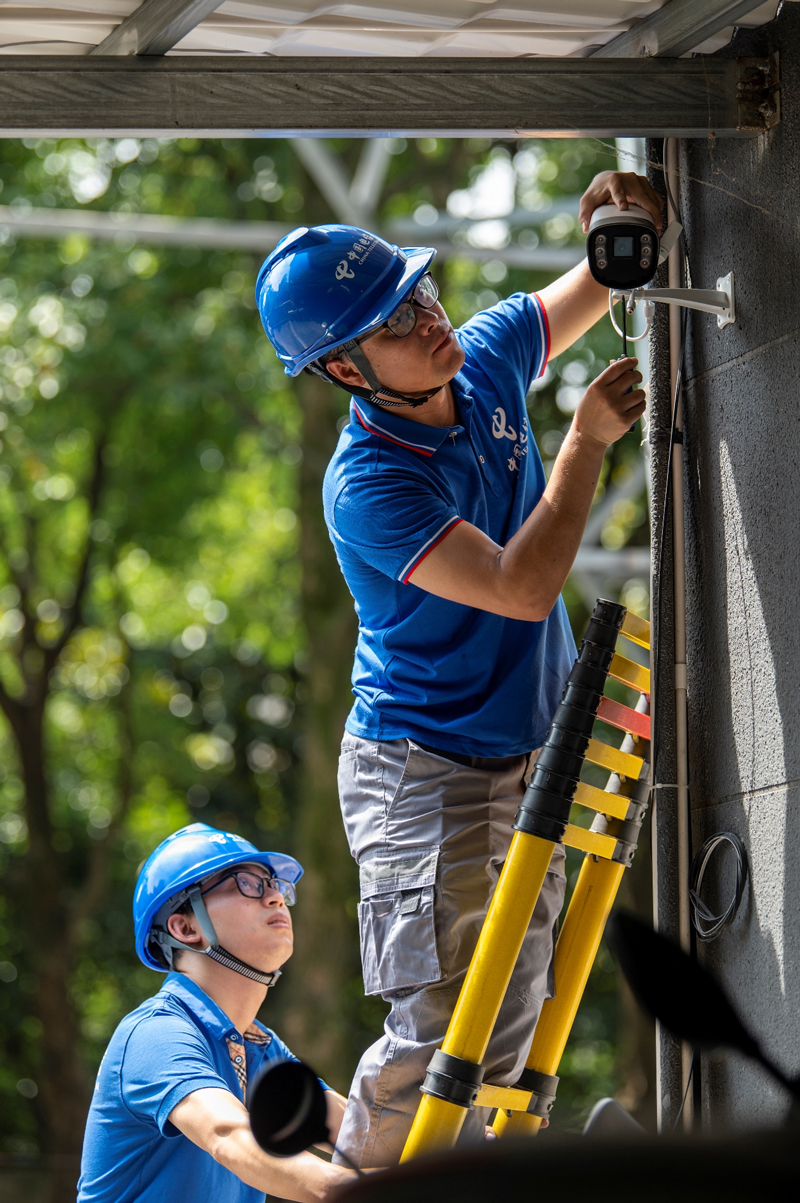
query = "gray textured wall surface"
xmin=677 ymin=0 xmax=800 ymax=1129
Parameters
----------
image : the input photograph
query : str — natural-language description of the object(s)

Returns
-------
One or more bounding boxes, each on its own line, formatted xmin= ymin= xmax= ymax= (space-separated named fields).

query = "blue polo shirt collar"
xmin=159 ymin=972 xmax=242 ymax=1043
xmin=351 ymin=373 xmax=474 ymax=458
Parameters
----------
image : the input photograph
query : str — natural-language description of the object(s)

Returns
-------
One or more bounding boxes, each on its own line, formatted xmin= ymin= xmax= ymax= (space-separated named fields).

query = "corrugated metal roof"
xmin=0 ymin=1 xmax=784 ymax=58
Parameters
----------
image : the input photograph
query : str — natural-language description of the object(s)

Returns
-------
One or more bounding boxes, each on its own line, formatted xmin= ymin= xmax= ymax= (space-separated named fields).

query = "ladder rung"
xmin=475 ymin=1083 xmax=532 ymax=1112
xmin=620 ymin=611 xmax=651 ymax=650
xmin=596 ymin=696 xmax=651 ymax=742
xmin=609 ymin=653 xmax=651 ymax=695
xmin=562 ymin=822 xmax=617 ymax=860
xmin=573 ymin=781 xmax=631 ymax=822
xmin=586 ymin=737 xmax=644 ymax=780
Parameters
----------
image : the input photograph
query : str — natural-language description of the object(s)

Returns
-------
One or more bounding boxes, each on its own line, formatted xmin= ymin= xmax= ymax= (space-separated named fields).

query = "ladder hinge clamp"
xmin=420 ymin=1049 xmax=484 ymax=1110
xmin=515 ymin=1067 xmax=560 ymax=1118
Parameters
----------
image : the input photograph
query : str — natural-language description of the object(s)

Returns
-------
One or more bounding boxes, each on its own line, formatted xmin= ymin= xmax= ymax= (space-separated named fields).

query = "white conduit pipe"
xmin=665 ymin=137 xmax=693 ymax=1131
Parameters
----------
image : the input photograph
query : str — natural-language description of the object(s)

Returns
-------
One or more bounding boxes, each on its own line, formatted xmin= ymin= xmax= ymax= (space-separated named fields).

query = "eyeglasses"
xmin=359 ymin=273 xmax=439 ymax=344
xmin=201 ymin=869 xmax=297 ymax=907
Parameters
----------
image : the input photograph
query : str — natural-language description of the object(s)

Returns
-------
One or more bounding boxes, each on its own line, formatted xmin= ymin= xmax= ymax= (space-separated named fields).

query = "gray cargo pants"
xmin=334 ymin=734 xmax=566 ymax=1168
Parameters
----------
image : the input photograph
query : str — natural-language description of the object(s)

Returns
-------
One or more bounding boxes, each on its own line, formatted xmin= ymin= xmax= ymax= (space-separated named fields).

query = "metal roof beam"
xmin=0 ymin=202 xmax=583 ymax=272
xmin=91 ymin=0 xmax=225 ymax=57
xmin=289 ymin=138 xmax=369 ymax=227
xmin=597 ymin=0 xmax=770 ymax=59
xmin=0 ymin=54 xmax=778 ymax=139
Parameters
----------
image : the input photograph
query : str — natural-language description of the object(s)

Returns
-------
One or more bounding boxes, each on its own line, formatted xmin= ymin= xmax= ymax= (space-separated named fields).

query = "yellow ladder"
xmin=402 ymin=601 xmax=650 ymax=1159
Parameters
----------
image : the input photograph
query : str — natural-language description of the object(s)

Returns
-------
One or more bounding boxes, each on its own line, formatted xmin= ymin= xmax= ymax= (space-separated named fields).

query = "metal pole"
xmin=665 ymin=136 xmax=693 ymax=1130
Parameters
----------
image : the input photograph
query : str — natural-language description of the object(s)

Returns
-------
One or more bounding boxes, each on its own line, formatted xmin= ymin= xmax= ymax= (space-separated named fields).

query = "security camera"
xmin=587 ymin=205 xmax=659 ymax=289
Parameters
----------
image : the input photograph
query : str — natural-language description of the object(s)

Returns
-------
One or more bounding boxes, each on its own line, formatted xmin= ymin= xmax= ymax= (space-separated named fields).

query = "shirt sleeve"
xmin=331 ymin=471 xmax=462 ymax=584
xmin=120 ymin=1013 xmax=232 ymax=1135
xmin=457 ymin=291 xmax=550 ymax=389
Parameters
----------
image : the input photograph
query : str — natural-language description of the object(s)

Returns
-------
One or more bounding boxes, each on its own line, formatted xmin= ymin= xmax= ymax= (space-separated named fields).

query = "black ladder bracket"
xmin=515 ymin=1067 xmax=560 ymax=1118
xmin=420 ymin=1049 xmax=484 ymax=1110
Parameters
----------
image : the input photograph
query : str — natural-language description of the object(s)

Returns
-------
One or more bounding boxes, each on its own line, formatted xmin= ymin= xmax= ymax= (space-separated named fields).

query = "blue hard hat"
xmin=133 ymin=823 xmax=303 ymax=973
xmin=255 ymin=224 xmax=436 ymax=376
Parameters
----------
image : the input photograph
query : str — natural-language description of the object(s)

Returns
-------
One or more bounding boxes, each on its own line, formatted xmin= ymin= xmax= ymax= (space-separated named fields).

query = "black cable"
xmin=689 ymin=832 xmax=748 ymax=942
xmin=671 ymin=1053 xmax=695 ymax=1132
xmin=651 ymin=310 xmax=688 ymax=795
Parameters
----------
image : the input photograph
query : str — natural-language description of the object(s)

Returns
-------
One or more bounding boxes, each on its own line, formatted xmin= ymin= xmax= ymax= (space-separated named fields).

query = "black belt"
xmin=415 ymin=741 xmax=524 ymax=773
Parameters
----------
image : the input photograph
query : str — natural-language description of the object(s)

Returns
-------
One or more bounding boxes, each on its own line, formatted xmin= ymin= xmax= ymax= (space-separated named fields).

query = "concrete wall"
xmin=674 ymin=0 xmax=800 ymax=1129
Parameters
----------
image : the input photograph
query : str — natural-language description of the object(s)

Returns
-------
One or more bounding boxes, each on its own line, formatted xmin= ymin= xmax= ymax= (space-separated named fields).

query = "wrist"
xmin=566 ymin=421 xmax=611 ymax=456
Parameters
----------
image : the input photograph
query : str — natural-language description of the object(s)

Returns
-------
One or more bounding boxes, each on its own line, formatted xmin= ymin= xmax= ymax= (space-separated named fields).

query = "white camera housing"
xmin=587 ymin=204 xmax=659 ymax=289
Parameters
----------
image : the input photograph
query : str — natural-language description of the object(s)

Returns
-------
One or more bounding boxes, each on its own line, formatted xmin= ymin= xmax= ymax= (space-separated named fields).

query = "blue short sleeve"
xmin=332 ymin=472 xmax=462 ymax=584
xmin=120 ymin=1012 xmax=231 ymax=1135
xmin=457 ymin=292 xmax=550 ymax=391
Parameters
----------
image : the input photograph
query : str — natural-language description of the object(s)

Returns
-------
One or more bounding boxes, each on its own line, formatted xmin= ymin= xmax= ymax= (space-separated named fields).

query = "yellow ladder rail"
xmin=620 ymin=611 xmax=651 ymax=650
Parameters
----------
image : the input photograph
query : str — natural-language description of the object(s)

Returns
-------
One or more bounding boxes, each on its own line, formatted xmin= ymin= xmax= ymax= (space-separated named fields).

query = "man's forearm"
xmin=497 ymin=425 xmax=606 ymax=619
xmin=213 ymin=1126 xmax=352 ymax=1202
xmin=537 ymin=260 xmax=609 ymax=360
xmin=406 ymin=361 xmax=643 ymax=620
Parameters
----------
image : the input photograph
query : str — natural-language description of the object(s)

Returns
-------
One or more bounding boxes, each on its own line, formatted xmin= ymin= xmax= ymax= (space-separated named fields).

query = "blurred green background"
xmin=0 ymin=134 xmax=652 ymax=1191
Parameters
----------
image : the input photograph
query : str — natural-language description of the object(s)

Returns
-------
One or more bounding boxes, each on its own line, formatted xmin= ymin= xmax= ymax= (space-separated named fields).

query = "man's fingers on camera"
xmin=598 ymin=356 xmax=638 ymax=385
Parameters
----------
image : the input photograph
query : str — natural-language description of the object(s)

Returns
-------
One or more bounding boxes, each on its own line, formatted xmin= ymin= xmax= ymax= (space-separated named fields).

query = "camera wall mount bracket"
xmin=611 ymin=271 xmax=735 ymax=330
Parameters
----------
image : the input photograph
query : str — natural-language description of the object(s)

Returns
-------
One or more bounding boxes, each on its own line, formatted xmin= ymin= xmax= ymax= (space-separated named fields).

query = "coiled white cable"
xmin=608 ymin=291 xmax=655 ymax=342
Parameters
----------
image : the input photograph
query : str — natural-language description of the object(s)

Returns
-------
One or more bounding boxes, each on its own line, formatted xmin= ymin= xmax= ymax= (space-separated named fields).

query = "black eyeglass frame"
xmin=353 ymin=272 xmax=439 ymax=349
xmin=200 ymin=869 xmax=297 ymax=907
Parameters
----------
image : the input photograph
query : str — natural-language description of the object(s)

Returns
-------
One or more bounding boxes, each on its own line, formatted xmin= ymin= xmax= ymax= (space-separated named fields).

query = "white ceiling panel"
xmin=0 ymin=1 xmax=785 ymax=57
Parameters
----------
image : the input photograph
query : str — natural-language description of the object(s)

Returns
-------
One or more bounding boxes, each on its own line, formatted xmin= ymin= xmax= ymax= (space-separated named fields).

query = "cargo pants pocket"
xmin=357 ymin=845 xmax=443 ymax=997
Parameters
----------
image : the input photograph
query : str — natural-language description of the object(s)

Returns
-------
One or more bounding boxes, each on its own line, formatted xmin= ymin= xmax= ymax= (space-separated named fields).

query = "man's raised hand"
xmin=578 ymin=170 xmax=664 ymax=234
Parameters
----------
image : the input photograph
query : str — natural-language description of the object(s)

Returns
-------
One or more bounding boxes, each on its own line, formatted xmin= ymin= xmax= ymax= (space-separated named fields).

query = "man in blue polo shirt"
xmin=255 ymin=169 xmax=660 ymax=1167
xmin=78 ymin=824 xmax=353 ymax=1202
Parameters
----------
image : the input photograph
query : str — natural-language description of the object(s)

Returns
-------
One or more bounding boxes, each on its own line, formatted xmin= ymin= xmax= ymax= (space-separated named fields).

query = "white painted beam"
xmin=91 ymin=0 xmax=225 ymax=57
xmin=597 ymin=0 xmax=770 ymax=59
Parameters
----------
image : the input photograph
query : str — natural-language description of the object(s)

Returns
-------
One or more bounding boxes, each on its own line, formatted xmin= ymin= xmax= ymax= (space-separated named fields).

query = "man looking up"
xmin=78 ymin=823 xmax=353 ymax=1202
xmin=255 ymin=169 xmax=660 ymax=1167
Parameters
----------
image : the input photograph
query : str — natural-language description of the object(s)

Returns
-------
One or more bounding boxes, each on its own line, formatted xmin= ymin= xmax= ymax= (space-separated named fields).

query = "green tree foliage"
xmin=0 ymin=133 xmax=650 ymax=1189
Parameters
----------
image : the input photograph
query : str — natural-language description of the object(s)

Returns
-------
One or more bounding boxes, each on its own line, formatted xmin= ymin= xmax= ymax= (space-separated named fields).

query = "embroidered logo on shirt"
xmin=492 ymin=407 xmax=518 ymax=441
xmin=492 ymin=408 xmax=529 ymax=472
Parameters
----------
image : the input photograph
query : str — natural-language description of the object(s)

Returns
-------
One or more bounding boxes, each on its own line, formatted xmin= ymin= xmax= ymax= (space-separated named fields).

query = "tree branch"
xmin=0 ymin=673 xmax=22 ymax=732
xmin=45 ymin=430 xmax=108 ymax=673
xmin=68 ymin=661 xmax=135 ymax=944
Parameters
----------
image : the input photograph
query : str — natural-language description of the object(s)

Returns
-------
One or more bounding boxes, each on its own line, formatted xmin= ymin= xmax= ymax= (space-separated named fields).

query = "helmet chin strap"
xmin=308 ymin=341 xmax=445 ymax=410
xmin=153 ymin=886 xmax=282 ymax=988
